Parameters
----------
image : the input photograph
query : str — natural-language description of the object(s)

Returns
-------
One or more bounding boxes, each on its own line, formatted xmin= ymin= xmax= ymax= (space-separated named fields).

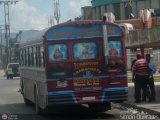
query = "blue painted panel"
xmin=91 ymin=0 xmax=137 ymax=7
xmin=46 ymin=24 xmax=122 ymax=40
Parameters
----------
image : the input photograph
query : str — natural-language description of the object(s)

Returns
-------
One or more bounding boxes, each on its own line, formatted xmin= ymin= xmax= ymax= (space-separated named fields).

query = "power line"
xmin=53 ymin=0 xmax=60 ymax=24
xmin=48 ymin=16 xmax=54 ymax=26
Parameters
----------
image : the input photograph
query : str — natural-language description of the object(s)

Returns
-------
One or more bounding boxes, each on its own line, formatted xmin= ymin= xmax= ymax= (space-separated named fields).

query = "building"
xmin=81 ymin=6 xmax=93 ymax=20
xmin=91 ymin=0 xmax=160 ymax=20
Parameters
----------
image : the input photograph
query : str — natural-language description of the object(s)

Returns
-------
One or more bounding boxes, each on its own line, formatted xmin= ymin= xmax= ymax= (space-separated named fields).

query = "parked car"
xmin=6 ymin=63 xmax=19 ymax=79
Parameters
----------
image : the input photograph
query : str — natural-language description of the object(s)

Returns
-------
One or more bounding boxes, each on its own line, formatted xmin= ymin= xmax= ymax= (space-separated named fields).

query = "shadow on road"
xmin=0 ymin=103 xmax=115 ymax=120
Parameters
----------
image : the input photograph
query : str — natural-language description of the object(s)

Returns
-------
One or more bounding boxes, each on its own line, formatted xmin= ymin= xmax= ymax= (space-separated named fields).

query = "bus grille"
xmin=48 ymin=94 xmax=75 ymax=105
xmin=103 ymin=90 xmax=128 ymax=102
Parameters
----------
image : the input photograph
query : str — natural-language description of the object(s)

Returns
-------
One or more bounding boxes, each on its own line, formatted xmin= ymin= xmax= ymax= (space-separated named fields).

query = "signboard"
xmin=46 ymin=24 xmax=122 ymax=40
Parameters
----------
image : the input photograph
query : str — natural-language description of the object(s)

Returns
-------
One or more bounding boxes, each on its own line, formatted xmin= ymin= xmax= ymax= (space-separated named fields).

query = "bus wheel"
xmin=22 ymin=83 xmax=32 ymax=106
xmin=34 ymin=87 xmax=43 ymax=115
xmin=89 ymin=103 xmax=111 ymax=112
xmin=24 ymin=98 xmax=32 ymax=106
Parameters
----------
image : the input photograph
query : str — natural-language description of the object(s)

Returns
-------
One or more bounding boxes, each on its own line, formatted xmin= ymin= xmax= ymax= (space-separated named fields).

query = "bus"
xmin=19 ymin=20 xmax=128 ymax=114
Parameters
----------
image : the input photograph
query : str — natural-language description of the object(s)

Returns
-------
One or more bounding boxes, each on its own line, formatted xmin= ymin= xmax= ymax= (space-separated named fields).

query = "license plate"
xmin=82 ymin=96 xmax=96 ymax=101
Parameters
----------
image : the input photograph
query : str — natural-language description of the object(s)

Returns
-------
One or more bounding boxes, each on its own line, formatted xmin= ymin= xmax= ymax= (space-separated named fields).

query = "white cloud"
xmin=69 ymin=0 xmax=91 ymax=15
xmin=61 ymin=0 xmax=91 ymax=21
xmin=10 ymin=0 xmax=48 ymax=32
xmin=5 ymin=0 xmax=92 ymax=32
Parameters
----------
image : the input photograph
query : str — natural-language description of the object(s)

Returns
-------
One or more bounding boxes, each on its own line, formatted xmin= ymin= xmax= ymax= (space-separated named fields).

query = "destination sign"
xmin=46 ymin=24 xmax=122 ymax=40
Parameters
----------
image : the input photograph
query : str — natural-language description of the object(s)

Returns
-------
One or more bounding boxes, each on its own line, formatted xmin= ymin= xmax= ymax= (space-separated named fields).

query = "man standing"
xmin=146 ymin=54 xmax=157 ymax=101
xmin=132 ymin=53 xmax=151 ymax=103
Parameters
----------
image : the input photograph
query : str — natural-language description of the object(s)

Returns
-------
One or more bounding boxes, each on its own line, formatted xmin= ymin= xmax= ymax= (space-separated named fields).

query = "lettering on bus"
xmin=47 ymin=24 xmax=122 ymax=40
xmin=53 ymin=32 xmax=65 ymax=37
xmin=77 ymin=29 xmax=101 ymax=35
xmin=75 ymin=87 xmax=101 ymax=91
xmin=52 ymin=29 xmax=101 ymax=37
xmin=66 ymin=30 xmax=73 ymax=35
xmin=74 ymin=78 xmax=100 ymax=87
xmin=75 ymin=62 xmax=99 ymax=67
xmin=73 ymin=68 xmax=101 ymax=76
xmin=108 ymin=26 xmax=116 ymax=34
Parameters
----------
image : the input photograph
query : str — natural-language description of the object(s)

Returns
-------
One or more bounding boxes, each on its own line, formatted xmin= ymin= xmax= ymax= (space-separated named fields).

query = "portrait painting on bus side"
xmin=108 ymin=41 xmax=122 ymax=57
xmin=48 ymin=44 xmax=68 ymax=61
xmin=73 ymin=42 xmax=97 ymax=60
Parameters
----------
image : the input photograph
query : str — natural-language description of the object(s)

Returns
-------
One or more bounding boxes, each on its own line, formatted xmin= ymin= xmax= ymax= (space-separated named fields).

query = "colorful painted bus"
xmin=19 ymin=20 xmax=128 ymax=114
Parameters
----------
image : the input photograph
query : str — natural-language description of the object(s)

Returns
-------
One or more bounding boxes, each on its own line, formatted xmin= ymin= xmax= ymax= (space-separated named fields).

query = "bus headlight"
xmin=56 ymin=80 xmax=68 ymax=88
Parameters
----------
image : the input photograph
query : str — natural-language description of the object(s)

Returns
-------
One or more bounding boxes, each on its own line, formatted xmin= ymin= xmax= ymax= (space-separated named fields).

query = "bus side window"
xmin=43 ymin=52 xmax=45 ymax=67
xmin=22 ymin=49 xmax=24 ymax=66
xmin=31 ymin=47 xmax=34 ymax=66
xmin=29 ymin=47 xmax=32 ymax=66
xmin=38 ymin=46 xmax=41 ymax=67
xmin=20 ymin=50 xmax=22 ymax=65
xmin=33 ymin=47 xmax=36 ymax=67
xmin=40 ymin=46 xmax=44 ymax=67
xmin=24 ymin=48 xmax=27 ymax=66
xmin=31 ymin=47 xmax=33 ymax=66
xmin=26 ymin=48 xmax=28 ymax=66
xmin=23 ymin=49 xmax=25 ymax=66
xmin=28 ymin=47 xmax=30 ymax=66
xmin=35 ymin=46 xmax=38 ymax=67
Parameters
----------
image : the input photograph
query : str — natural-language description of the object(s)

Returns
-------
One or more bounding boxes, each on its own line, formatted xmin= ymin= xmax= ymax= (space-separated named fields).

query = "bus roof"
xmin=20 ymin=20 xmax=123 ymax=47
xmin=20 ymin=28 xmax=49 ymax=47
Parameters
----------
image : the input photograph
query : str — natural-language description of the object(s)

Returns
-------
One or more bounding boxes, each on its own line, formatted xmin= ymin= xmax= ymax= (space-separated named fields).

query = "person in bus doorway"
xmin=132 ymin=53 xmax=151 ymax=103
xmin=143 ymin=54 xmax=157 ymax=102
xmin=109 ymin=44 xmax=118 ymax=56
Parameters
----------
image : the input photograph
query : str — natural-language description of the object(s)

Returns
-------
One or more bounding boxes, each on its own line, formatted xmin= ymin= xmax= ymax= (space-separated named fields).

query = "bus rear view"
xmin=20 ymin=20 xmax=128 ymax=114
xmin=45 ymin=21 xmax=128 ymax=112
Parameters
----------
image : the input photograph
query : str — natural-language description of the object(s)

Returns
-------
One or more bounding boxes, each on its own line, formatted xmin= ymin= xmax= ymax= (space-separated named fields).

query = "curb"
xmin=120 ymin=102 xmax=160 ymax=118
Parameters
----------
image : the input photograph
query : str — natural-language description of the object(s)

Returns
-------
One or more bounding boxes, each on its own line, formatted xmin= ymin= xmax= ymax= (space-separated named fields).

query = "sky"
xmin=0 ymin=0 xmax=91 ymax=32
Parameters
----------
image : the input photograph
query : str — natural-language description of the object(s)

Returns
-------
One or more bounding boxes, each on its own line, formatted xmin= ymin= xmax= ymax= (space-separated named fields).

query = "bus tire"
xmin=24 ymin=98 xmax=32 ymax=106
xmin=22 ymin=82 xmax=32 ymax=106
xmin=34 ymin=86 xmax=43 ymax=115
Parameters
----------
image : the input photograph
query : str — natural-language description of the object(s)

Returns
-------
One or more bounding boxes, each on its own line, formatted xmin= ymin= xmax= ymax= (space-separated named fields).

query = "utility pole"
xmin=48 ymin=16 xmax=54 ymax=26
xmin=53 ymin=0 xmax=60 ymax=24
xmin=0 ymin=0 xmax=18 ymax=65
xmin=0 ymin=25 xmax=4 ymax=63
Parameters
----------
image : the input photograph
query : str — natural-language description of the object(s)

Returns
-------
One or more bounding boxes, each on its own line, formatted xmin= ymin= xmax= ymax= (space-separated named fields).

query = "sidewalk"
xmin=126 ymin=82 xmax=160 ymax=115
xmin=0 ymin=69 xmax=5 ymax=77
